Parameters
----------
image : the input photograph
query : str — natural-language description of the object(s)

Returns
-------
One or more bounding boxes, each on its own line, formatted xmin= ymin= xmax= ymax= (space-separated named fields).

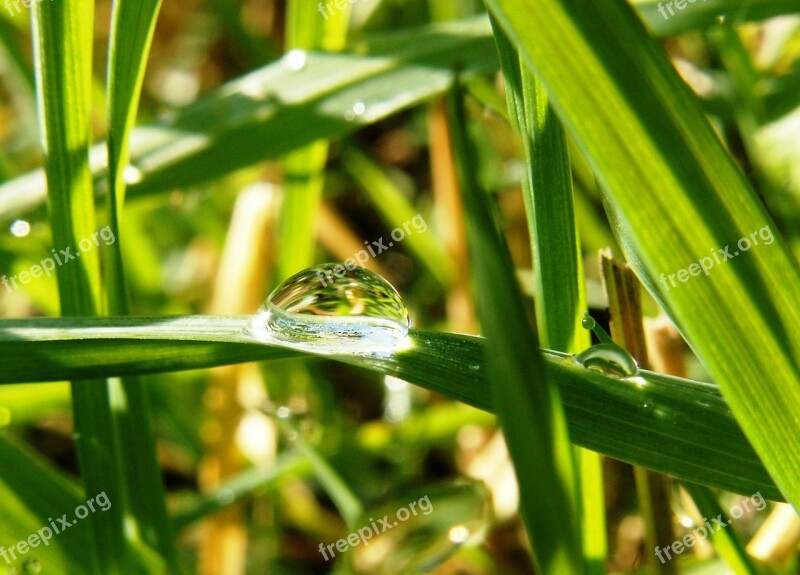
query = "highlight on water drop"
xmin=249 ymin=263 xmax=410 ymax=355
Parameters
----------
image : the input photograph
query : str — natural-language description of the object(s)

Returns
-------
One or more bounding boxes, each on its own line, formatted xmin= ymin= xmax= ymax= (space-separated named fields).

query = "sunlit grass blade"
xmin=484 ymin=0 xmax=800 ymax=507
xmin=491 ymin=18 xmax=605 ymax=573
xmin=105 ymin=0 xmax=177 ymax=569
xmin=0 ymin=435 xmax=98 ymax=573
xmin=0 ymin=315 xmax=784 ymax=501
xmin=31 ymin=1 xmax=128 ymax=571
xmin=0 ymin=16 xmax=500 ymax=222
xmin=448 ymin=83 xmax=583 ymax=573
xmin=341 ymin=146 xmax=455 ymax=286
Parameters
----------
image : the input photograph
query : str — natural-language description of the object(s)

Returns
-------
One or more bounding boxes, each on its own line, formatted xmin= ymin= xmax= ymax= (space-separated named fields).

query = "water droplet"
xmin=469 ymin=362 xmax=480 ymax=371
xmin=581 ymin=312 xmax=615 ymax=344
xmin=276 ymin=406 xmax=291 ymax=419
xmin=715 ymin=14 xmax=727 ymax=24
xmin=574 ymin=343 xmax=638 ymax=377
xmin=9 ymin=219 xmax=30 ymax=237
xmin=21 ymin=559 xmax=40 ymax=574
xmin=345 ymin=101 xmax=367 ymax=121
xmin=250 ymin=263 xmax=410 ymax=356
xmin=281 ymin=49 xmax=307 ymax=71
xmin=348 ymin=482 xmax=488 ymax=575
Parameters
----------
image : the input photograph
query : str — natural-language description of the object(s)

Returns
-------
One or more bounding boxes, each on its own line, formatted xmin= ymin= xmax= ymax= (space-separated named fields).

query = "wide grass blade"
xmin=484 ymin=0 xmax=800 ymax=507
xmin=0 ymin=16 xmax=500 ymax=221
xmin=0 ymin=315 xmax=785 ymax=501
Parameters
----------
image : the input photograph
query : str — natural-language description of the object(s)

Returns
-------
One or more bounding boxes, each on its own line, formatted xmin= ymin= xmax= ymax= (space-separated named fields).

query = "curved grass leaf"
xmin=0 ymin=316 xmax=783 ymax=501
xmin=485 ymin=0 xmax=800 ymax=507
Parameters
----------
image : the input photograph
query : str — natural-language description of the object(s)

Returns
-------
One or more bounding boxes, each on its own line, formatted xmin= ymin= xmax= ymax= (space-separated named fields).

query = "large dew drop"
xmin=574 ymin=343 xmax=639 ymax=377
xmin=250 ymin=263 xmax=410 ymax=355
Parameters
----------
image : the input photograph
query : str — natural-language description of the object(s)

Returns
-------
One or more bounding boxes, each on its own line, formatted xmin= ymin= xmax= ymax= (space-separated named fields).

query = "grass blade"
xmin=0 ymin=315 xmax=785 ymax=501
xmin=448 ymin=82 xmax=583 ymax=572
xmin=106 ymin=0 xmax=177 ymax=569
xmin=484 ymin=0 xmax=800 ymax=507
xmin=31 ymin=2 xmax=128 ymax=571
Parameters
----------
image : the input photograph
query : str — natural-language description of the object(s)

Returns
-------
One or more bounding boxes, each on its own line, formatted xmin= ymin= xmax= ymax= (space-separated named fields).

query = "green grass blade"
xmin=683 ymin=483 xmax=761 ymax=575
xmin=105 ymin=0 xmax=177 ymax=569
xmin=632 ymin=0 xmax=800 ymax=37
xmin=31 ymin=2 xmax=128 ymax=571
xmin=0 ymin=435 xmax=99 ymax=573
xmin=492 ymin=18 xmax=605 ymax=573
xmin=0 ymin=315 xmax=784 ymax=501
xmin=341 ymin=146 xmax=455 ymax=286
xmin=484 ymin=0 xmax=800 ymax=507
xmin=448 ymin=83 xmax=583 ymax=573
xmin=0 ymin=16 xmax=500 ymax=221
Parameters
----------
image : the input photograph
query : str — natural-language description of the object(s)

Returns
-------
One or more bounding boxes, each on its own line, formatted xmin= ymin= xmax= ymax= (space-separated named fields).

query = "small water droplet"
xmin=276 ymin=406 xmax=291 ymax=419
xmin=21 ymin=558 xmax=41 ymax=574
xmin=250 ymin=263 xmax=410 ymax=356
xmin=9 ymin=219 xmax=30 ymax=237
xmin=281 ymin=49 xmax=307 ymax=71
xmin=581 ymin=314 xmax=595 ymax=331
xmin=574 ymin=343 xmax=638 ymax=377
xmin=345 ymin=101 xmax=367 ymax=121
xmin=716 ymin=14 xmax=727 ymax=24
xmin=469 ymin=362 xmax=480 ymax=371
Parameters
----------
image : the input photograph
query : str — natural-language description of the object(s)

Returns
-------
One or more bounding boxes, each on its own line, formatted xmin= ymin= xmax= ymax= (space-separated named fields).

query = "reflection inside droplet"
xmin=574 ymin=343 xmax=639 ymax=377
xmin=250 ymin=263 xmax=410 ymax=355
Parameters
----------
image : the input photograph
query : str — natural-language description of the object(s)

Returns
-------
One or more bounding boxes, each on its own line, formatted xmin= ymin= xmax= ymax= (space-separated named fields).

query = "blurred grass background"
xmin=0 ymin=0 xmax=799 ymax=573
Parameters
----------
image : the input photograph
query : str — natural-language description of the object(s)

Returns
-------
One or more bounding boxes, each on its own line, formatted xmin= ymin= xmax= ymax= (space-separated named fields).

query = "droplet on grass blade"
xmin=574 ymin=343 xmax=639 ymax=377
xmin=249 ymin=263 xmax=410 ymax=356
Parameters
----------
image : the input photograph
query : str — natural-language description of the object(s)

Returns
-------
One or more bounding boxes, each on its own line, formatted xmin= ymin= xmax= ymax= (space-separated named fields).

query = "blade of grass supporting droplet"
xmin=31 ymin=1 xmax=127 ymax=571
xmin=447 ymin=82 xmax=583 ymax=573
xmin=106 ymin=0 xmax=178 ymax=569
xmin=484 ymin=0 xmax=800 ymax=508
xmin=491 ymin=19 xmax=605 ymax=573
xmin=0 ymin=315 xmax=786 ymax=501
